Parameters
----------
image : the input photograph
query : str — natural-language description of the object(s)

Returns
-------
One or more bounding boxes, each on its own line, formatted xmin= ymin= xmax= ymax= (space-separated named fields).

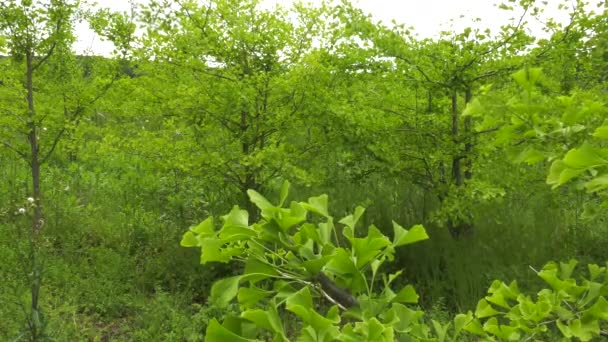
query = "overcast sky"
xmin=74 ymin=0 xmax=597 ymax=55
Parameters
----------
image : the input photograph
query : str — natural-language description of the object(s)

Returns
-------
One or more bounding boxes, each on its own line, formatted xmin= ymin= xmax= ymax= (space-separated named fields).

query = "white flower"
xmin=18 ymin=208 xmax=26 ymax=214
xmin=27 ymin=197 xmax=34 ymax=203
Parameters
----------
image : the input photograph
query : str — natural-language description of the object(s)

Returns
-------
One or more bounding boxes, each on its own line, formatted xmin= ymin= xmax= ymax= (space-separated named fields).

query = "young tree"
xmin=0 ymin=1 xmax=120 ymax=339
xmin=133 ymin=0 xmax=336 ymax=215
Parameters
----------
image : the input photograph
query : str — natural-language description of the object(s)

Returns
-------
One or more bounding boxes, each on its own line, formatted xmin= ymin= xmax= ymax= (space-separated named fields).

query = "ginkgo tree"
xmin=0 ymin=1 xmax=84 ymax=339
xmin=0 ymin=1 xmax=123 ymax=339
xmin=321 ymin=0 xmax=543 ymax=238
xmin=131 ymin=0 xmax=341 ymax=215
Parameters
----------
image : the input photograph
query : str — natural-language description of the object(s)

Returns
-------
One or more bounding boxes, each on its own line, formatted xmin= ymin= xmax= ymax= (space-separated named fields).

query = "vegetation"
xmin=0 ymin=0 xmax=607 ymax=340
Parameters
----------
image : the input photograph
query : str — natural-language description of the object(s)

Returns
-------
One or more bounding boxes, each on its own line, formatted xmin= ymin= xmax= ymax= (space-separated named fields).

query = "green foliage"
xmin=463 ymin=260 xmax=608 ymax=341
xmin=182 ymin=181 xmax=435 ymax=341
xmin=184 ymin=184 xmax=608 ymax=341
xmin=2 ymin=0 xmax=608 ymax=340
xmin=466 ymin=67 xmax=608 ymax=202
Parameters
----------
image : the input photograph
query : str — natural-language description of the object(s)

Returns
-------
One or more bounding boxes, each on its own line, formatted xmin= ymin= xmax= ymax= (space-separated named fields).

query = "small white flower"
xmin=18 ymin=208 xmax=26 ymax=214
xmin=43 ymin=127 xmax=47 ymax=131
xmin=27 ymin=197 xmax=34 ymax=203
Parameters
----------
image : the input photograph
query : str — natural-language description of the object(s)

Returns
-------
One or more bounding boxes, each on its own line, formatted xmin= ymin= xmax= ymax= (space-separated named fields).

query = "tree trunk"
xmin=26 ymin=52 xmax=43 ymax=234
xmin=450 ymin=91 xmax=463 ymax=187
xmin=240 ymin=110 xmax=259 ymax=221
xmin=26 ymin=49 xmax=44 ymax=342
xmin=464 ymin=87 xmax=473 ymax=180
xmin=447 ymin=89 xmax=474 ymax=239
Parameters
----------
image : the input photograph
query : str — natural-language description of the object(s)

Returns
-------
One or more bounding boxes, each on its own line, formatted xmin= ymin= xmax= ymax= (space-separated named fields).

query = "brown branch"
xmin=258 ymin=168 xmax=281 ymax=187
xmin=315 ymin=272 xmax=359 ymax=309
xmin=32 ymin=17 xmax=62 ymax=71
xmin=176 ymin=0 xmax=212 ymax=34
xmin=394 ymin=55 xmax=449 ymax=87
xmin=40 ymin=126 xmax=67 ymax=165
xmin=400 ymin=151 xmax=435 ymax=184
xmin=222 ymin=161 xmax=245 ymax=186
xmin=464 ymin=4 xmax=530 ymax=67
xmin=1 ymin=141 xmax=27 ymax=160
xmin=86 ymin=77 xmax=118 ymax=106
xmin=470 ymin=70 xmax=498 ymax=82
xmin=473 ymin=127 xmax=501 ymax=135
xmin=1 ymin=123 xmax=29 ymax=137
xmin=39 ymin=73 xmax=115 ymax=165
xmin=32 ymin=41 xmax=56 ymax=71
xmin=531 ymin=2 xmax=580 ymax=61
xmin=168 ymin=60 xmax=237 ymax=82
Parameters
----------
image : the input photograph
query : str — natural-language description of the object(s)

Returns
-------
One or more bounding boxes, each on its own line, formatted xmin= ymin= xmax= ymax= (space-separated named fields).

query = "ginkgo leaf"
xmin=393 ymin=223 xmax=428 ymax=247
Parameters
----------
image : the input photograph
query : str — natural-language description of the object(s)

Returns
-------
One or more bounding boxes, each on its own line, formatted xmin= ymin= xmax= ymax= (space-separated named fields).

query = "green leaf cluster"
xmin=462 ymin=260 xmax=608 ymax=341
xmin=181 ymin=181 xmax=432 ymax=341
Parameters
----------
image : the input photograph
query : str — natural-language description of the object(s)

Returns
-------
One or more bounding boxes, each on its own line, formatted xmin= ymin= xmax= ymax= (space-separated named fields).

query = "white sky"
xmin=74 ymin=0 xmax=598 ymax=55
